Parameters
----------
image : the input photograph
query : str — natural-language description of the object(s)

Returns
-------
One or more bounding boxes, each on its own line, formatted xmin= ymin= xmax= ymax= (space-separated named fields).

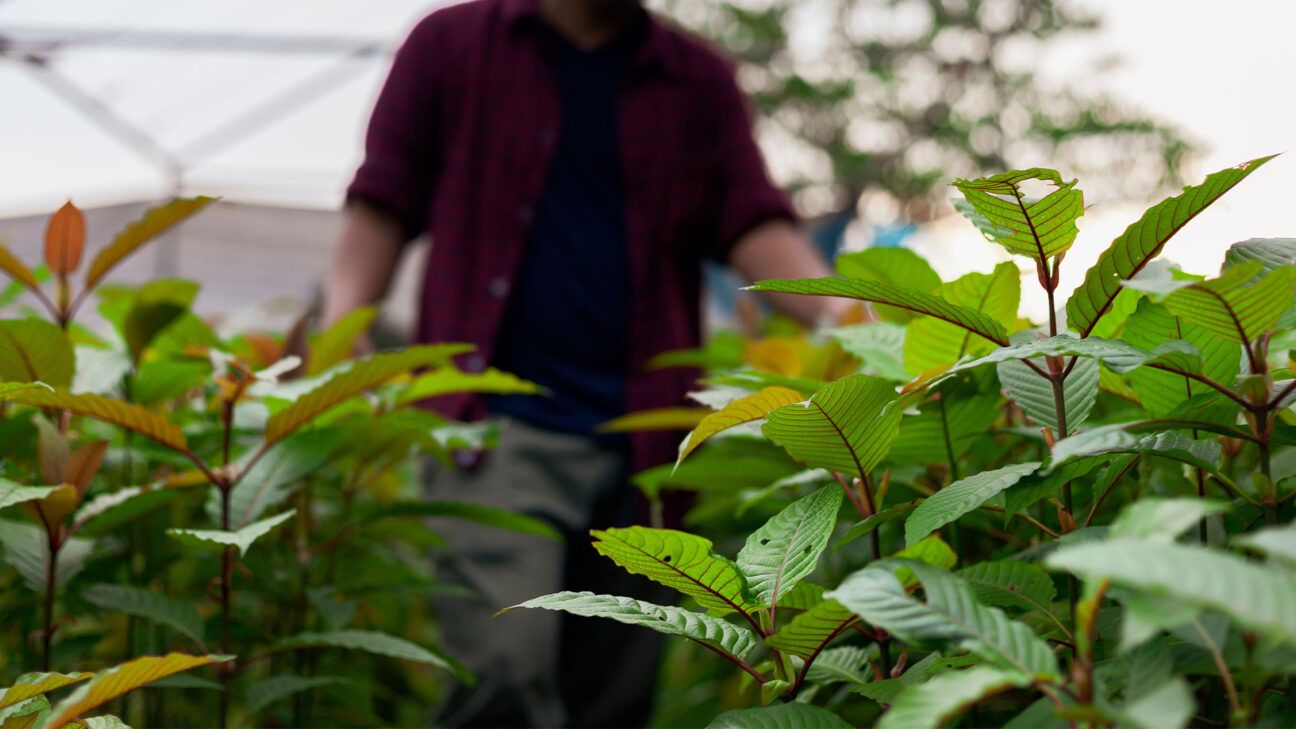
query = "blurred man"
xmin=322 ymin=0 xmax=843 ymax=725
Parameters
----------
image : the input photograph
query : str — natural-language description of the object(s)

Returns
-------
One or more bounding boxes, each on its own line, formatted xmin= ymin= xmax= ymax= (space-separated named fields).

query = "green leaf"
xmin=244 ymin=675 xmax=347 ymax=716
xmin=764 ymin=598 xmax=857 ymax=658
xmin=264 ymin=345 xmax=471 ymax=445
xmin=888 ymin=392 xmax=1000 ymax=465
xmin=1160 ymin=264 xmax=1296 ymax=343
xmin=308 ymin=306 xmax=376 ymax=375
xmin=0 ymin=244 xmax=42 ymax=294
xmin=121 ymin=279 xmax=197 ymax=363
xmin=1046 ymin=539 xmax=1296 ymax=644
xmin=1048 ymin=425 xmax=1223 ymax=480
xmin=829 ymin=562 xmax=1059 ymax=679
xmin=274 ymin=629 xmax=469 ymax=682
xmin=829 ymin=322 xmax=908 ymax=380
xmin=0 ymin=319 xmax=75 ymax=388
xmin=949 ymin=334 xmax=1196 ymax=377
xmin=591 ymin=527 xmax=754 ymax=614
xmin=746 ymin=278 xmax=1009 ymax=347
xmin=804 ymin=645 xmax=871 ymax=686
xmin=905 ymin=263 xmax=1021 ymax=375
xmin=0 ymin=388 xmax=186 ymax=451
xmin=357 ymin=500 xmax=560 ymax=542
xmin=212 ymin=429 xmax=338 ymax=528
xmin=835 ymin=500 xmax=920 ymax=552
xmin=0 ymin=673 xmax=91 ymax=711
xmin=905 ymin=462 xmax=1040 ymax=545
xmin=395 ymin=366 xmax=544 ymax=405
xmin=878 ymin=665 xmax=1031 ymax=729
xmin=595 ymin=407 xmax=708 ymax=433
xmin=1118 ymin=676 xmax=1194 ymax=729
xmin=996 ymin=352 xmax=1097 ymax=433
xmin=1234 ymin=523 xmax=1296 ymax=568
xmin=957 ymin=560 xmax=1057 ymax=615
xmin=707 ymin=702 xmax=852 ymax=729
xmin=1107 ymin=498 xmax=1229 ymax=542
xmin=166 ymin=509 xmax=295 ymax=558
xmin=0 ymin=481 xmax=59 ymax=512
xmin=81 ymin=584 xmax=204 ymax=648
xmin=836 ymin=247 xmax=942 ymax=323
xmin=763 ymin=374 xmax=902 ymax=479
xmin=1066 ymin=155 xmax=1276 ymax=336
xmin=130 ymin=359 xmax=210 ymax=406
xmin=504 ymin=591 xmax=758 ymax=660
xmin=44 ymin=653 xmax=229 ymax=729
xmin=737 ymin=485 xmax=841 ymax=606
xmin=678 ymin=387 xmax=805 ymax=466
xmin=84 ymin=197 xmax=216 ymax=289
xmin=80 ymin=714 xmax=131 ymax=729
xmin=0 ymin=518 xmax=92 ymax=591
xmin=953 ymin=168 xmax=1084 ymax=259
xmin=1123 ymin=299 xmax=1240 ymax=415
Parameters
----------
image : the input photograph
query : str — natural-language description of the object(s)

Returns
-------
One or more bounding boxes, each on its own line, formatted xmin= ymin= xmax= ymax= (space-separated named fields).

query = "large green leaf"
xmin=1234 ymin=523 xmax=1296 ymax=569
xmin=764 ymin=598 xmax=857 ymax=659
xmin=0 ymin=388 xmax=186 ymax=451
xmin=948 ymin=334 xmax=1197 ymax=377
xmin=763 ymin=374 xmax=902 ymax=479
xmin=829 ymin=322 xmax=908 ymax=380
xmin=828 ymin=562 xmax=1059 ymax=679
xmin=905 ymin=263 xmax=1020 ymax=375
xmin=264 ymin=345 xmax=471 ymax=445
xmin=1159 ymin=264 xmax=1296 ymax=343
xmin=736 ymin=485 xmax=841 ymax=606
xmin=0 ymin=518 xmax=92 ymax=591
xmin=1048 ymin=425 xmax=1223 ymax=479
xmin=395 ymin=365 xmax=544 ymax=405
xmin=44 ymin=653 xmax=228 ymax=729
xmin=1065 ymin=155 xmax=1275 ymax=336
xmin=0 ymin=673 xmax=91 ymax=711
xmin=83 ymin=197 xmax=216 ymax=289
xmin=996 ymin=351 xmax=1096 ymax=433
xmin=504 ymin=591 xmax=758 ymax=660
xmin=954 ymin=168 xmax=1083 ymax=261
xmin=210 ymin=429 xmax=339 ymax=528
xmin=130 ymin=359 xmax=210 ymax=406
xmin=245 ymin=675 xmax=347 ymax=716
xmin=592 ymin=527 xmax=754 ymax=614
xmin=678 ymin=386 xmax=805 ymax=466
xmin=746 ymin=278 xmax=1009 ymax=347
xmin=957 ymin=560 xmax=1057 ymax=615
xmin=878 ymin=665 xmax=1032 ymax=729
xmin=0 ymin=481 xmax=59 ymax=512
xmin=804 ymin=645 xmax=871 ymax=686
xmin=888 ymin=392 xmax=1000 ymax=465
xmin=836 ymin=247 xmax=942 ymax=323
xmin=1107 ymin=498 xmax=1229 ymax=542
xmin=307 ymin=306 xmax=376 ymax=375
xmin=81 ymin=584 xmax=204 ymax=648
xmin=0 ymin=320 xmax=74 ymax=388
xmin=1223 ymin=237 xmax=1296 ymax=274
xmin=1123 ymin=299 xmax=1240 ymax=415
xmin=905 ymin=462 xmax=1041 ymax=545
xmin=1046 ymin=539 xmax=1296 ymax=644
xmin=166 ymin=509 xmax=295 ymax=558
xmin=707 ymin=702 xmax=852 ymax=728
xmin=274 ymin=629 xmax=469 ymax=682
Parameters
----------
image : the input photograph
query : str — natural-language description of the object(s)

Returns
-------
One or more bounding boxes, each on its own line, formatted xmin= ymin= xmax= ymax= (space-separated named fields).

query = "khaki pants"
xmin=427 ymin=419 xmax=670 ymax=728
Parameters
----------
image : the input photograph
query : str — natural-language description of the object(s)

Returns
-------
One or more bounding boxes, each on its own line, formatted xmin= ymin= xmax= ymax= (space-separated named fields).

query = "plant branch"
xmin=690 ymin=638 xmax=766 ymax=685
xmin=1192 ymin=618 xmax=1241 ymax=716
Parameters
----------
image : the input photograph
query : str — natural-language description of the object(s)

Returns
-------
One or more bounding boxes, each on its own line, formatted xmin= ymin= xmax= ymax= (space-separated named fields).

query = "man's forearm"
xmin=321 ymin=201 xmax=407 ymax=328
xmin=728 ymin=219 xmax=849 ymax=328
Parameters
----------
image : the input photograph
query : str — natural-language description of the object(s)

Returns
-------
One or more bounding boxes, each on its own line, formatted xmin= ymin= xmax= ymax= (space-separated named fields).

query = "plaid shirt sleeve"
xmin=346 ymin=16 xmax=442 ymax=241
xmin=708 ymin=63 xmax=798 ymax=261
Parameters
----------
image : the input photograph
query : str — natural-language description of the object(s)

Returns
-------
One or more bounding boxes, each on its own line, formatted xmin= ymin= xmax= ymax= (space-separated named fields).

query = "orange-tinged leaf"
xmin=0 ymin=389 xmax=187 ymax=452
xmin=0 ymin=243 xmax=41 ymax=292
xmin=264 ymin=344 xmax=471 ymax=445
xmin=595 ymin=407 xmax=709 ymax=434
xmin=745 ymin=338 xmax=804 ymax=376
xmin=33 ymin=484 xmax=79 ymax=525
xmin=677 ymin=387 xmax=804 ymax=465
xmin=84 ymin=197 xmax=215 ymax=289
xmin=243 ymin=332 xmax=283 ymax=368
xmin=45 ymin=201 xmax=86 ymax=276
xmin=43 ymin=654 xmax=228 ymax=728
xmin=65 ymin=441 xmax=108 ymax=496
xmin=0 ymin=671 xmax=92 ymax=710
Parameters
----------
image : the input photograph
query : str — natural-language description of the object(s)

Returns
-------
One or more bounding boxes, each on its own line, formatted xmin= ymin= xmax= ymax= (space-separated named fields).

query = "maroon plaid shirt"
xmin=347 ymin=0 xmax=794 ymax=473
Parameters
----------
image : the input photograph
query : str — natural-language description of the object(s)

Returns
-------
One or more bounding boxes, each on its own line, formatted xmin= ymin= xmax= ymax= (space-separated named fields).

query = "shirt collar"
xmin=502 ymin=0 xmax=683 ymax=79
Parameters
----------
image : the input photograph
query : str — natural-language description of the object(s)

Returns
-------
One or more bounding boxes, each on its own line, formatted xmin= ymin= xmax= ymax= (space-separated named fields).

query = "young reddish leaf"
xmin=65 ymin=441 xmax=109 ymax=497
xmin=45 ymin=201 xmax=86 ymax=276
xmin=0 ymin=244 xmax=42 ymax=292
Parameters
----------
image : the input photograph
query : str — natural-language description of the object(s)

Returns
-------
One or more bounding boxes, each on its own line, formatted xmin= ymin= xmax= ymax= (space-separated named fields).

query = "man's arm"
xmin=320 ymin=201 xmax=406 ymax=329
xmin=729 ymin=219 xmax=849 ymax=328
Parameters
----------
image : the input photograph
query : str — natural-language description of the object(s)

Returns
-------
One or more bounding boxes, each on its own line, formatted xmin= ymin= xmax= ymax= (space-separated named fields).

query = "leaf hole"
xmin=663 ymin=555 xmax=672 ymax=562
xmin=760 ymin=539 xmax=770 ymax=545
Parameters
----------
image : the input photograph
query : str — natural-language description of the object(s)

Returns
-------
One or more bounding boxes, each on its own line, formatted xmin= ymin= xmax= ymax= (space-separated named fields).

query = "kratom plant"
xmin=0 ymin=202 xmax=547 ymax=727
xmin=512 ymin=156 xmax=1296 ymax=728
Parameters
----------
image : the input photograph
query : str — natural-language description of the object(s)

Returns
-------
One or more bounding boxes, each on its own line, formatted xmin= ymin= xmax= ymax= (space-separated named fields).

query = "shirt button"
xmin=518 ymin=204 xmax=534 ymax=224
xmin=488 ymin=277 xmax=511 ymax=299
xmin=462 ymin=354 xmax=486 ymax=374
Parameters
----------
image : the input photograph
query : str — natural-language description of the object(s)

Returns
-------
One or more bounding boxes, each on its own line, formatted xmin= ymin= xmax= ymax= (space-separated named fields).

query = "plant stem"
xmin=41 ymin=531 xmax=60 ymax=672
xmin=219 ymin=486 xmax=232 ymax=728
xmin=877 ymin=634 xmax=893 ymax=678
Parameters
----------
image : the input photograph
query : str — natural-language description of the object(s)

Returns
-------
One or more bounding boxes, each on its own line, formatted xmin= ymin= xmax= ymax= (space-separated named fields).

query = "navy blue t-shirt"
xmin=488 ymin=22 xmax=642 ymax=434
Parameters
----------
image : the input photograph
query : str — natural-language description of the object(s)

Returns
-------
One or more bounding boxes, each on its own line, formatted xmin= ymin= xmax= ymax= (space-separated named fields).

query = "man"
xmin=322 ymin=0 xmax=844 ymax=725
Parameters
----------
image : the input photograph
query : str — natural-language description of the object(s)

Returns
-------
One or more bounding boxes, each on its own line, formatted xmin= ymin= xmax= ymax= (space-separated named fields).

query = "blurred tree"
xmin=661 ymin=0 xmax=1193 ymax=230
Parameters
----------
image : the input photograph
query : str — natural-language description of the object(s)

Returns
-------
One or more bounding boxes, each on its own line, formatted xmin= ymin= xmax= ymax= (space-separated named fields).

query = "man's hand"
xmin=728 ymin=219 xmax=851 ymax=328
xmin=320 ymin=200 xmax=407 ymax=333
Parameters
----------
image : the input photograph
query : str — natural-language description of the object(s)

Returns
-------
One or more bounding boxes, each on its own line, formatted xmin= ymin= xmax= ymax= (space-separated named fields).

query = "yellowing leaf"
xmin=744 ymin=338 xmax=804 ymax=376
xmin=43 ymin=654 xmax=228 ymax=728
xmin=84 ymin=197 xmax=215 ymax=289
xmin=0 ymin=389 xmax=187 ymax=452
xmin=595 ymin=407 xmax=709 ymax=434
xmin=0 ymin=671 xmax=91 ymax=710
xmin=677 ymin=387 xmax=803 ymax=465
xmin=45 ymin=202 xmax=86 ymax=276
xmin=33 ymin=484 xmax=79 ymax=526
xmin=0 ymin=244 xmax=41 ymax=292
xmin=308 ymin=306 xmax=377 ymax=375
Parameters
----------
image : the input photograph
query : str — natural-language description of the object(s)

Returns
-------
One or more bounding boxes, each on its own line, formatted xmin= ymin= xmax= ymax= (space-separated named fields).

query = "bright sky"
xmin=0 ymin=0 xmax=1292 ymax=323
